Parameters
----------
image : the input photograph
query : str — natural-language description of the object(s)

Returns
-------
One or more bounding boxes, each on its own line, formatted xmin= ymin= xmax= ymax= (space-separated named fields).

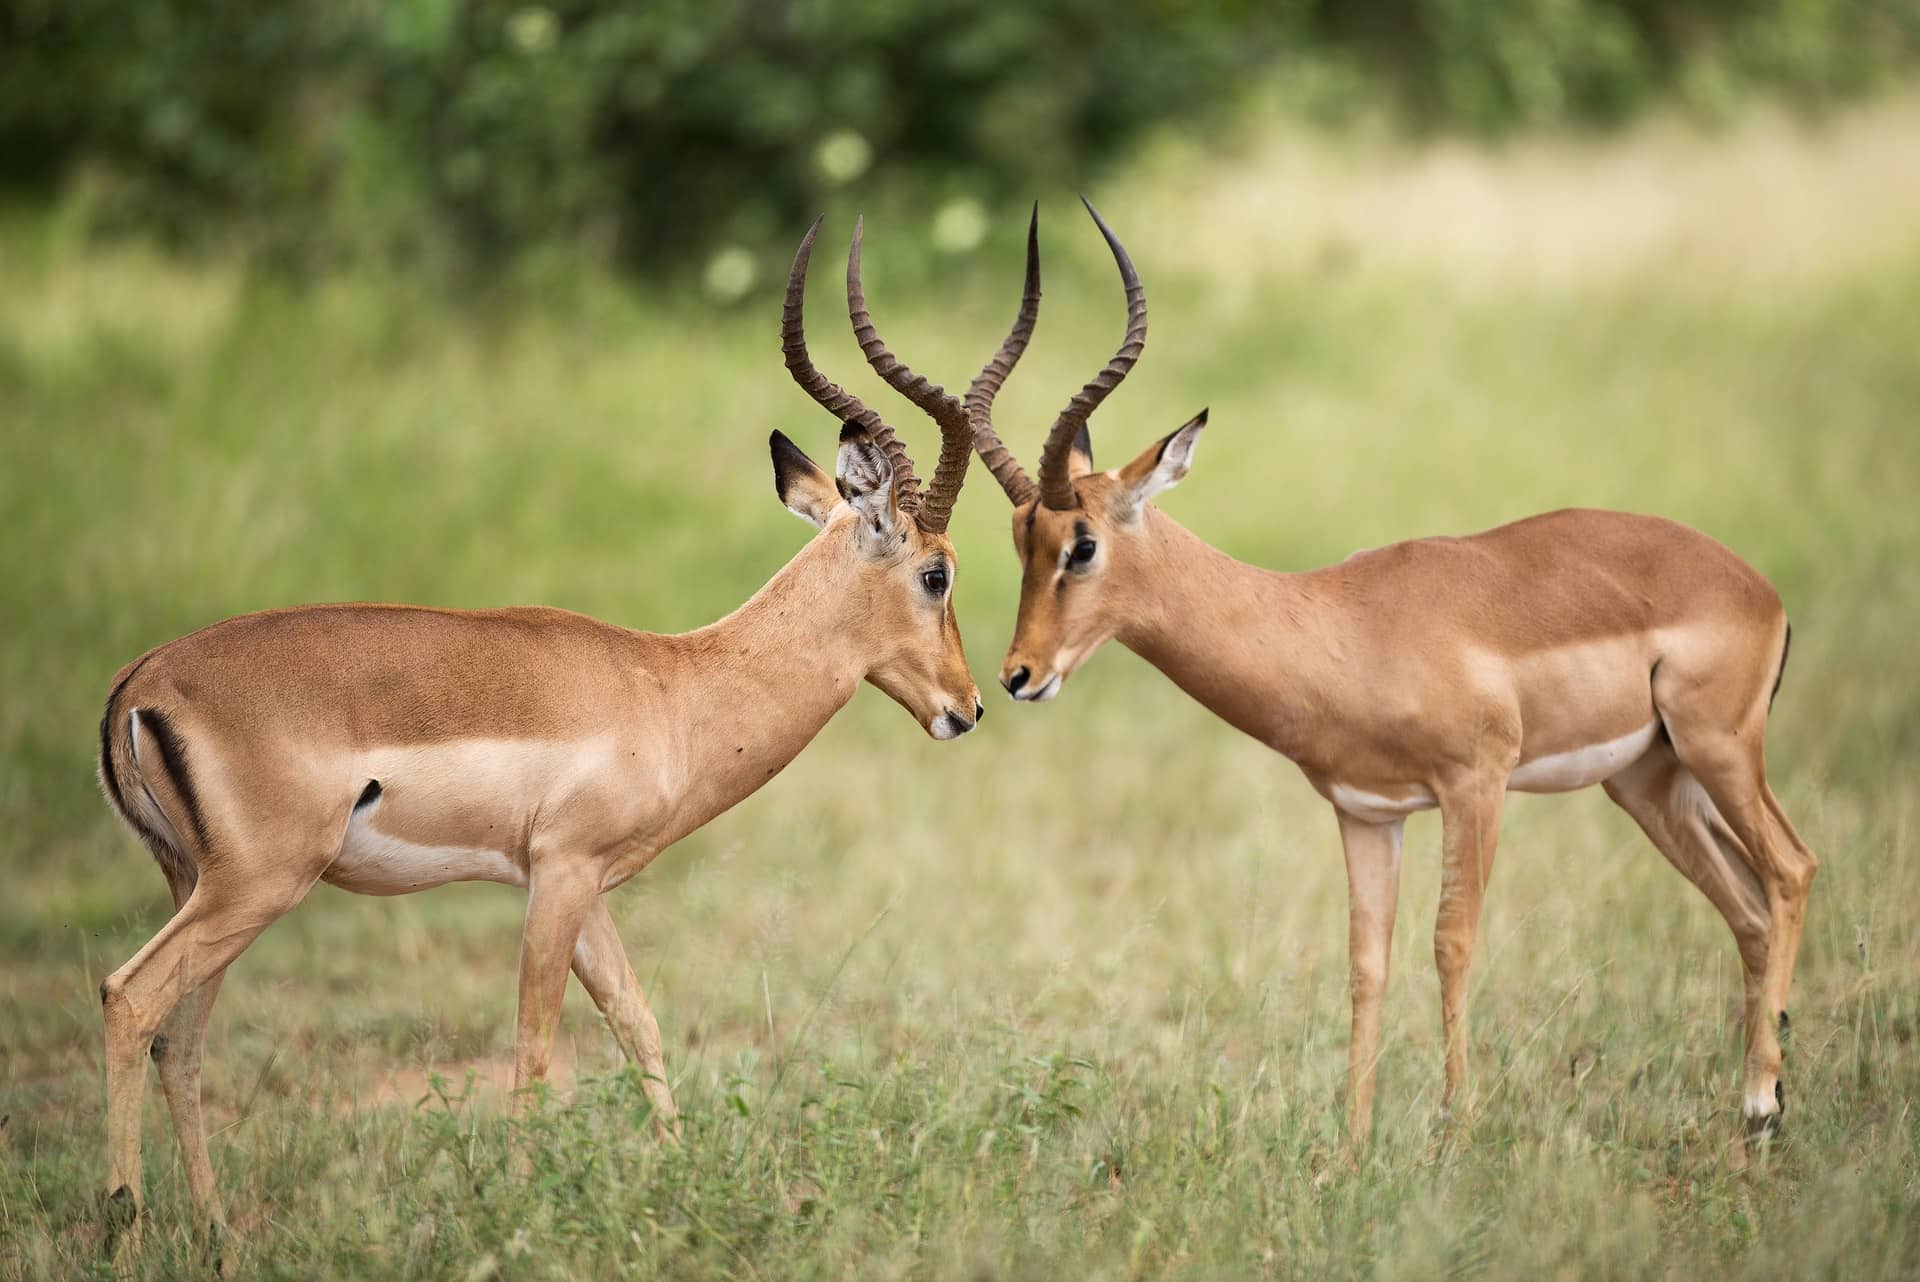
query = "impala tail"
xmin=97 ymin=654 xmax=201 ymax=890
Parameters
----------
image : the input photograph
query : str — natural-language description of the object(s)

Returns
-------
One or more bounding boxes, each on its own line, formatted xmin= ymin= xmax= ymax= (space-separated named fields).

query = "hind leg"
xmin=1760 ymin=784 xmax=1820 ymax=1042
xmin=102 ymin=867 xmax=313 ymax=1216
xmin=1603 ymin=741 xmax=1771 ymax=1048
xmin=1678 ymin=755 xmax=1814 ymax=1129
xmin=153 ymin=975 xmax=227 ymax=1224
xmin=1657 ymin=675 xmax=1819 ymax=1131
xmin=149 ymin=869 xmax=230 ymax=1227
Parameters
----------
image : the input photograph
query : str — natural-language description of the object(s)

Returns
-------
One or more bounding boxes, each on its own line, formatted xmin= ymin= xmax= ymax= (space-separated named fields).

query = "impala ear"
xmin=1115 ymin=408 xmax=1206 ymax=520
xmin=770 ymin=430 xmax=839 ymax=528
xmin=1067 ymin=423 xmax=1094 ymax=481
xmin=835 ymin=424 xmax=903 ymax=550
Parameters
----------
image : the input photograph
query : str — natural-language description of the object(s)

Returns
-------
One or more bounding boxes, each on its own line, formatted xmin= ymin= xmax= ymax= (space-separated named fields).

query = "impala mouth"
xmin=1011 ymin=673 xmax=1060 ymax=703
xmin=930 ymin=706 xmax=979 ymax=740
xmin=1002 ymin=664 xmax=1062 ymax=702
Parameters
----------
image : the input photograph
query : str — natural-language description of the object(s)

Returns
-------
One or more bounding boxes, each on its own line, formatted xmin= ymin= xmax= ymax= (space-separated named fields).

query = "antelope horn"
xmin=845 ymin=217 xmax=971 ymax=533
xmin=1037 ymin=196 xmax=1146 ymax=510
xmin=782 ymin=215 xmax=918 ymax=502
xmin=966 ymin=202 xmax=1041 ymax=506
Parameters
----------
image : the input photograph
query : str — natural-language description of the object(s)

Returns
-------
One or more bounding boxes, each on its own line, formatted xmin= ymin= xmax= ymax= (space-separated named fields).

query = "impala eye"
xmin=921 ymin=566 xmax=949 ymax=596
xmin=1068 ymin=538 xmax=1097 ymax=566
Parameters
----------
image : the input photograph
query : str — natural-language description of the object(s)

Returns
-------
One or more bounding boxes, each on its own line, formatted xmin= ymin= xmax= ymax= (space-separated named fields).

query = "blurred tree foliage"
xmin=2 ymin=0 xmax=1915 ymax=274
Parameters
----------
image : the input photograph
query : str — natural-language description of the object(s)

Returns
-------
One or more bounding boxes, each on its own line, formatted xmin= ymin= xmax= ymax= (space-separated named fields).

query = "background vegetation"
xmin=3 ymin=6 xmax=1919 ymax=1280
xmin=5 ymin=0 xmax=1919 ymax=274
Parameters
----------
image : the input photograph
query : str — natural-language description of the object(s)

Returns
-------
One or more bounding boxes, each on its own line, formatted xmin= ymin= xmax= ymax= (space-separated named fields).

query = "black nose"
xmin=1004 ymin=666 xmax=1029 ymax=695
xmin=974 ymin=699 xmax=985 ymax=722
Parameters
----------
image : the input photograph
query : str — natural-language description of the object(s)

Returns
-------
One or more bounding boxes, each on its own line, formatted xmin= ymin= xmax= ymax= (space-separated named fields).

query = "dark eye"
xmin=1068 ymin=539 xmax=1097 ymax=566
xmin=921 ymin=566 xmax=949 ymax=596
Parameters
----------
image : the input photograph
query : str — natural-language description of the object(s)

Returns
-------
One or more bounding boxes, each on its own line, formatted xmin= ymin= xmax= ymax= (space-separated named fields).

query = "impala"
xmin=969 ymin=200 xmax=1818 ymax=1143
xmin=93 ymin=216 xmax=1011 ymax=1230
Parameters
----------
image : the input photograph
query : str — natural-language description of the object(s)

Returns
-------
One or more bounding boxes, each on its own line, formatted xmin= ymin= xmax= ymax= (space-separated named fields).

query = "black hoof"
xmin=1776 ymin=1078 xmax=1786 ymax=1115
xmin=101 ymin=1185 xmax=140 ymax=1244
xmin=104 ymin=1186 xmax=137 ymax=1223
xmin=1743 ymin=1109 xmax=1782 ymax=1143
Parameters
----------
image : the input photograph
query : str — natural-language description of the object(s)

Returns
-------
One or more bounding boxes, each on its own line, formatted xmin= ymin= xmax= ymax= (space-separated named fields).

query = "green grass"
xmin=4 ymin=102 xmax=1920 ymax=1280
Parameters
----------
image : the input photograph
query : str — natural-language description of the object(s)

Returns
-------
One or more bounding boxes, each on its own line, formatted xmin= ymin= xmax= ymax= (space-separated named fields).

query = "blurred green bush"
xmin=3 ymin=0 xmax=1915 ymax=275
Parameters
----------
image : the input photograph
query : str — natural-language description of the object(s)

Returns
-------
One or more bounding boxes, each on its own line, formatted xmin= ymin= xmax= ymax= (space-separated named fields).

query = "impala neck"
xmin=646 ymin=534 xmax=867 ymax=843
xmin=1115 ymin=507 xmax=1335 ymax=763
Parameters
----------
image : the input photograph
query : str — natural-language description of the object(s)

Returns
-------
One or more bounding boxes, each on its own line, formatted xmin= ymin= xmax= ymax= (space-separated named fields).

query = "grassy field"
xmin=4 ymin=98 xmax=1920 ymax=1280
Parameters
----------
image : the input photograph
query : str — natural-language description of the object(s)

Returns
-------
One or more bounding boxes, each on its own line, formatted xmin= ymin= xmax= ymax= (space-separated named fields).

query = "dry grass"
xmin=1124 ymin=90 xmax=1920 ymax=291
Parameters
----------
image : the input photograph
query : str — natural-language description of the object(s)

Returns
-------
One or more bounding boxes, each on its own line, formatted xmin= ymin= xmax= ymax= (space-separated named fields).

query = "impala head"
xmin=968 ymin=199 xmax=1207 ymax=703
xmin=770 ymin=214 xmax=1041 ymax=739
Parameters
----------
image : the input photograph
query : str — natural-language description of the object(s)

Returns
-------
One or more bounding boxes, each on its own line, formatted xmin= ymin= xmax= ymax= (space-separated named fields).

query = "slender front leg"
xmin=513 ymin=861 xmax=601 ymax=1106
xmin=571 ymin=898 xmax=679 ymax=1137
xmin=1433 ymin=779 xmax=1506 ymax=1114
xmin=1338 ymin=810 xmax=1404 ymax=1142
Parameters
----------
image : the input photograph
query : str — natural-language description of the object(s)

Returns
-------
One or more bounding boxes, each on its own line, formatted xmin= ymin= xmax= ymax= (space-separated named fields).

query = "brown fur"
xmin=93 ymin=469 xmax=979 ymax=1227
xmin=994 ymin=444 xmax=1817 ymax=1149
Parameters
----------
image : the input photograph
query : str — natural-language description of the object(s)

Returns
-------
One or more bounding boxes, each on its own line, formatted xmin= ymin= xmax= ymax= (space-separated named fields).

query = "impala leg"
xmin=103 ymin=874 xmax=305 ymax=1223
xmin=1662 ymin=727 xmax=1818 ymax=1133
xmin=1433 ymin=779 xmax=1505 ymax=1115
xmin=151 ymin=974 xmax=228 ymax=1226
xmin=512 ymin=862 xmax=601 ymax=1108
xmin=1760 ymin=785 xmax=1820 ymax=1040
xmin=571 ymin=898 xmax=678 ymax=1138
xmin=143 ymin=869 xmax=230 ymax=1231
xmin=1602 ymin=742 xmax=1770 ymax=1040
xmin=1706 ymin=775 xmax=1817 ymax=1133
xmin=1337 ymin=811 xmax=1404 ymax=1143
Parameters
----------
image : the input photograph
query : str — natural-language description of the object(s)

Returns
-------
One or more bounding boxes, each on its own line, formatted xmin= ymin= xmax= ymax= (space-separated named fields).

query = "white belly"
xmin=1328 ymin=722 xmax=1659 ymax=822
xmin=1329 ymin=782 xmax=1439 ymax=824
xmin=1507 ymin=722 xmax=1658 ymax=793
xmin=325 ymin=805 xmax=526 ymax=895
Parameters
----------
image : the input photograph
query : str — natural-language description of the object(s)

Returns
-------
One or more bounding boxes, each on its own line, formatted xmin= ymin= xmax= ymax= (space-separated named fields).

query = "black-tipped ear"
xmin=1154 ymin=407 xmax=1207 ymax=464
xmin=1114 ymin=408 xmax=1206 ymax=519
xmin=771 ymin=430 xmax=839 ymax=529
xmin=770 ymin=429 xmax=818 ymax=498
